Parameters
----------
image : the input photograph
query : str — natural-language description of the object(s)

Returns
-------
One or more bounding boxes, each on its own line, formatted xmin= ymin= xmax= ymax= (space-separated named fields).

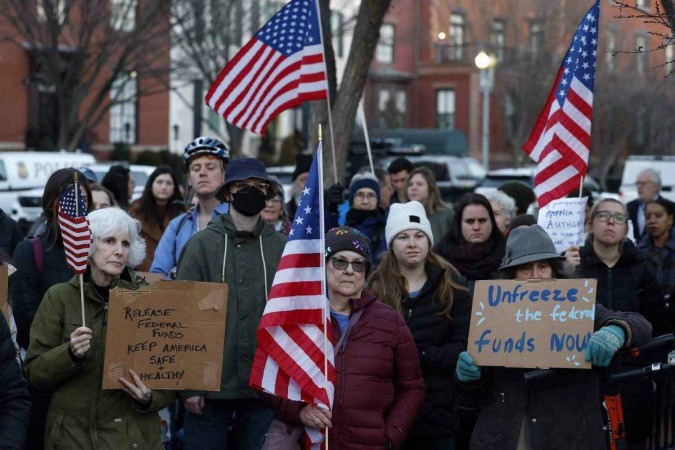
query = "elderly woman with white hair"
xmin=24 ymin=207 xmax=175 ymax=450
xmin=483 ymin=190 xmax=516 ymax=235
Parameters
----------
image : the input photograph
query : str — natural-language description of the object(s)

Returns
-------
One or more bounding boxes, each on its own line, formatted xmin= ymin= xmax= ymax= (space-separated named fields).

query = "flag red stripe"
xmin=276 ymin=253 xmax=321 ymax=270
xmin=566 ymin=88 xmax=592 ymax=119
xmin=223 ymin=47 xmax=278 ymax=123
xmin=258 ymin=308 xmax=325 ymax=329
xmin=268 ymin=281 xmax=322 ymax=299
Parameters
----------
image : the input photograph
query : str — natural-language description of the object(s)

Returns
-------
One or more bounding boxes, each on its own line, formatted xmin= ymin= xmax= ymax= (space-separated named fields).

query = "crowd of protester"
xmin=0 ymin=138 xmax=673 ymax=450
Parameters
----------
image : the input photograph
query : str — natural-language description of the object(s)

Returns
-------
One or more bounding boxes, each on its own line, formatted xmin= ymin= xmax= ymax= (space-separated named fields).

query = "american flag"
xmin=205 ymin=0 xmax=328 ymax=135
xmin=523 ymin=0 xmax=600 ymax=208
xmin=58 ymin=183 xmax=92 ymax=274
xmin=250 ymin=146 xmax=334 ymax=448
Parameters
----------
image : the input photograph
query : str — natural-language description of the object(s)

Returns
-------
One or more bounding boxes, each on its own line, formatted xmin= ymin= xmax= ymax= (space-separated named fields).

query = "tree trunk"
xmin=321 ymin=0 xmax=392 ymax=185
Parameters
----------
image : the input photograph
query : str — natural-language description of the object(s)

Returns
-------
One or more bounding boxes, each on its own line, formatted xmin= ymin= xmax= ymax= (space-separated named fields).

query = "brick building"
xmin=0 ymin=0 xmax=171 ymax=158
xmin=364 ymin=0 xmax=673 ymax=171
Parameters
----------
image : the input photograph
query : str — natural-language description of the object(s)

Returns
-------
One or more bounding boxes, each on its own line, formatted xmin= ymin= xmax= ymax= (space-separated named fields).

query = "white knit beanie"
xmin=385 ymin=201 xmax=434 ymax=248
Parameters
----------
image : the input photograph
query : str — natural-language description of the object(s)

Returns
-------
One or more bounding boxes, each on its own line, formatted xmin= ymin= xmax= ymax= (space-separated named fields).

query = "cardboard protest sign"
xmin=0 ymin=266 xmax=7 ymax=321
xmin=537 ymin=197 xmax=588 ymax=254
xmin=467 ymin=278 xmax=597 ymax=369
xmin=103 ymin=280 xmax=228 ymax=390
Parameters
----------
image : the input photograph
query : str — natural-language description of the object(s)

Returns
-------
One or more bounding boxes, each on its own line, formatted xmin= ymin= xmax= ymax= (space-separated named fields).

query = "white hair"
xmin=88 ymin=207 xmax=146 ymax=269
xmin=484 ymin=190 xmax=516 ymax=219
xmin=638 ymin=168 xmax=661 ymax=186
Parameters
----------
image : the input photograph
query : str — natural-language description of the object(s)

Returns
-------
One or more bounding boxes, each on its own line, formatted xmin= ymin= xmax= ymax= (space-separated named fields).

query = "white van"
xmin=0 ymin=151 xmax=95 ymax=220
xmin=11 ymin=164 xmax=157 ymax=228
xmin=619 ymin=156 xmax=675 ymax=203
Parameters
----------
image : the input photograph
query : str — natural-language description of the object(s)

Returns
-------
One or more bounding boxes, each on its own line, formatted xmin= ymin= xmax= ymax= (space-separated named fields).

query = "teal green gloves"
xmin=456 ymin=351 xmax=482 ymax=382
xmin=585 ymin=325 xmax=625 ymax=367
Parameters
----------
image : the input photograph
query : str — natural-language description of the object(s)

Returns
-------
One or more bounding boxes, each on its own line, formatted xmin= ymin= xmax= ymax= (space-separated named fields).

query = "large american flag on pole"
xmin=58 ymin=182 xmax=92 ymax=274
xmin=523 ymin=0 xmax=600 ymax=208
xmin=250 ymin=145 xmax=334 ymax=448
xmin=205 ymin=0 xmax=328 ymax=135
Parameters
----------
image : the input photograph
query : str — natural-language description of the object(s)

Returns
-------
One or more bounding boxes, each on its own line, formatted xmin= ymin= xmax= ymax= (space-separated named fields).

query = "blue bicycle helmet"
xmin=183 ymin=136 xmax=230 ymax=166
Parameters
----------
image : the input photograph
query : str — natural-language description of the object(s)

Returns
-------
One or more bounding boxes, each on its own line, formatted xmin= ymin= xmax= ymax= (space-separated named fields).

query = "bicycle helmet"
xmin=183 ymin=136 xmax=230 ymax=166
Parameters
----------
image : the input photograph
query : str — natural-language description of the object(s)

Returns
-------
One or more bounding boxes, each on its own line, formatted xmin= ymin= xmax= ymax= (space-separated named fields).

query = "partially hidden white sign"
xmin=538 ymin=197 xmax=588 ymax=254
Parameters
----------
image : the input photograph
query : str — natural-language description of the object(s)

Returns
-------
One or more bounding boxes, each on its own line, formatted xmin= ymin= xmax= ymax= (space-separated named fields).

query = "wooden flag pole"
xmin=73 ymin=172 xmax=86 ymax=328
xmin=358 ymin=99 xmax=375 ymax=174
xmin=317 ymin=124 xmax=330 ymax=448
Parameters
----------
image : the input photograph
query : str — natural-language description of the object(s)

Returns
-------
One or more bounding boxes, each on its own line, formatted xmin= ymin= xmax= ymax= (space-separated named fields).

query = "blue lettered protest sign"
xmin=467 ymin=278 xmax=597 ymax=369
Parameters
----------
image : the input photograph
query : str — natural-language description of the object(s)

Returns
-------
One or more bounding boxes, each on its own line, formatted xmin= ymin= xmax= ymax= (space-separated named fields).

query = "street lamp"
xmin=475 ymin=51 xmax=496 ymax=171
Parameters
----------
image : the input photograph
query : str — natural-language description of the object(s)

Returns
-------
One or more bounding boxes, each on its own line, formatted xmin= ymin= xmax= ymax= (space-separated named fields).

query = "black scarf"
xmin=444 ymin=239 xmax=505 ymax=280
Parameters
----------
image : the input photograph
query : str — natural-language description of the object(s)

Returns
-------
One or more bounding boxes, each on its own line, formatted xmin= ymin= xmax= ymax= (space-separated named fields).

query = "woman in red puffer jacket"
xmin=266 ymin=227 xmax=426 ymax=449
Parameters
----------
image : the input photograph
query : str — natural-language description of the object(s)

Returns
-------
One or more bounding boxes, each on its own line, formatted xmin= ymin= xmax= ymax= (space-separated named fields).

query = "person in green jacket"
xmin=177 ymin=158 xmax=286 ymax=450
xmin=24 ymin=207 xmax=175 ymax=450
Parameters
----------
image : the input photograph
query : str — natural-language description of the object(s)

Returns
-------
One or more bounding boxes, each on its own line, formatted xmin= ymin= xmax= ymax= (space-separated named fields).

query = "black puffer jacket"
xmin=576 ymin=239 xmax=668 ymax=334
xmin=459 ymin=305 xmax=652 ymax=450
xmin=575 ymin=239 xmax=669 ymax=444
xmin=0 ymin=312 xmax=30 ymax=449
xmin=402 ymin=264 xmax=471 ymax=440
xmin=10 ymin=225 xmax=73 ymax=349
xmin=0 ymin=208 xmax=23 ymax=255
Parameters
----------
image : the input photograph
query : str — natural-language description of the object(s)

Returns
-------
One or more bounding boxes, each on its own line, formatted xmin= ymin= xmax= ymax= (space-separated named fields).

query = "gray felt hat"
xmin=499 ymin=224 xmax=565 ymax=271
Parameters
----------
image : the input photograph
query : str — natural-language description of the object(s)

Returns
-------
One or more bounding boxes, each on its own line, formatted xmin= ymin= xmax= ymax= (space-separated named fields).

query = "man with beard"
xmin=176 ymin=158 xmax=286 ymax=450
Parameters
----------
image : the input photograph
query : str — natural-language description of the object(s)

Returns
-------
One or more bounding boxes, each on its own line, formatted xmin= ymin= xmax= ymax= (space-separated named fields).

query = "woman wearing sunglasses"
xmin=267 ymin=226 xmax=425 ymax=449
xmin=565 ymin=198 xmax=667 ymax=448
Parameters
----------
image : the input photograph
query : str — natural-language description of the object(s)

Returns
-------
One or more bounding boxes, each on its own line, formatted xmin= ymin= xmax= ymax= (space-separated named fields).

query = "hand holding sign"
xmin=467 ymin=278 xmax=597 ymax=369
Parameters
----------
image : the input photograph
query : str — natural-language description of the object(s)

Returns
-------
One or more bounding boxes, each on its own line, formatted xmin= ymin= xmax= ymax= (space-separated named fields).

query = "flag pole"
xmin=317 ymin=124 xmax=330 ymax=448
xmin=578 ymin=175 xmax=584 ymax=200
xmin=358 ymin=99 xmax=375 ymax=174
xmin=314 ymin=0 xmax=338 ymax=183
xmin=73 ymin=172 xmax=86 ymax=328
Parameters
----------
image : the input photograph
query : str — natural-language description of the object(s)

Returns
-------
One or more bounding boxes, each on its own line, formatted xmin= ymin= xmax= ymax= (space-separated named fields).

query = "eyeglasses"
xmin=354 ymin=191 xmax=377 ymax=200
xmin=594 ymin=211 xmax=627 ymax=224
xmin=233 ymin=181 xmax=269 ymax=193
xmin=330 ymin=256 xmax=367 ymax=273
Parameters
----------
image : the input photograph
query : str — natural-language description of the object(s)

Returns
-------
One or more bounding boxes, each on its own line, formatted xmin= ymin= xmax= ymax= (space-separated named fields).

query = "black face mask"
xmin=231 ymin=188 xmax=267 ymax=217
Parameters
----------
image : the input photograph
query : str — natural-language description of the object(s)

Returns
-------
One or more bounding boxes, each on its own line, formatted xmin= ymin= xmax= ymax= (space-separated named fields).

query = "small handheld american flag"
xmin=205 ymin=0 xmax=328 ymax=135
xmin=58 ymin=180 xmax=92 ymax=274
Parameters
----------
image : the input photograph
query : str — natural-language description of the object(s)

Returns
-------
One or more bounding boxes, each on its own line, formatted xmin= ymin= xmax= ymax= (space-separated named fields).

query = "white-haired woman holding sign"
xmin=455 ymin=225 xmax=652 ymax=450
xmin=24 ymin=207 xmax=175 ymax=449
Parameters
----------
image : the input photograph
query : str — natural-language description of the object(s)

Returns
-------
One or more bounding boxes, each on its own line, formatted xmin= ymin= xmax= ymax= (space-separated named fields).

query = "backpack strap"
xmin=30 ymin=237 xmax=44 ymax=279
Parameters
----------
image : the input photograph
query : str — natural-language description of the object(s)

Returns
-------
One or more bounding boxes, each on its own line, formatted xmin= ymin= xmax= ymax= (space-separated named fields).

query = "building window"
xmin=377 ymin=23 xmax=395 ymax=64
xmin=109 ymin=73 xmax=137 ymax=144
xmin=529 ymin=21 xmax=543 ymax=59
xmin=634 ymin=106 xmax=648 ymax=146
xmin=436 ymin=89 xmax=455 ymax=129
xmin=491 ymin=19 xmax=505 ymax=62
xmin=111 ymin=0 xmax=137 ymax=32
xmin=37 ymin=0 xmax=66 ymax=24
xmin=635 ymin=34 xmax=648 ymax=74
xmin=331 ymin=11 xmax=344 ymax=58
xmin=448 ymin=13 xmax=465 ymax=61
xmin=636 ymin=0 xmax=649 ymax=9
xmin=377 ymin=86 xmax=406 ymax=128
xmin=606 ymin=28 xmax=617 ymax=73
xmin=666 ymin=43 xmax=674 ymax=76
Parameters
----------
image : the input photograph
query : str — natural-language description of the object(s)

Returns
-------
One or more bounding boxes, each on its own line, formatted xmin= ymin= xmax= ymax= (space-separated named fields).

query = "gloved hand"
xmin=585 ymin=325 xmax=625 ymax=367
xmin=456 ymin=351 xmax=482 ymax=382
xmin=326 ymin=183 xmax=344 ymax=213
